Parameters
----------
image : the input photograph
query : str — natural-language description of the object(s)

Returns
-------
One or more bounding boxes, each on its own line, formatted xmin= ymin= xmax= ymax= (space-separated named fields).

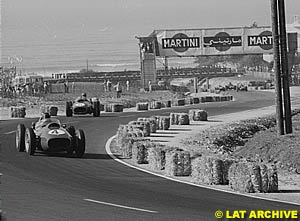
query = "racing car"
xmin=66 ymin=97 xmax=100 ymax=117
xmin=16 ymin=113 xmax=85 ymax=158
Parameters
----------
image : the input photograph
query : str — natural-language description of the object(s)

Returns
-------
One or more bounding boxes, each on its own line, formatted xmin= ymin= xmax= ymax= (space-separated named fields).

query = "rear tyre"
xmin=66 ymin=101 xmax=73 ymax=117
xmin=74 ymin=129 xmax=85 ymax=158
xmin=93 ymin=100 xmax=100 ymax=117
xmin=16 ymin=124 xmax=26 ymax=152
xmin=25 ymin=128 xmax=36 ymax=155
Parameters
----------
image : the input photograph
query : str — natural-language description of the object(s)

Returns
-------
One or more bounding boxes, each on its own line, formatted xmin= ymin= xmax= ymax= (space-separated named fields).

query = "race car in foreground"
xmin=16 ymin=113 xmax=85 ymax=157
xmin=66 ymin=97 xmax=100 ymax=117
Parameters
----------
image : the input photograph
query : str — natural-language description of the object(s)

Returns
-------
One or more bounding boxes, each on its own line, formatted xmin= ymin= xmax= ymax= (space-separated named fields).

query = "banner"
xmin=153 ymin=27 xmax=277 ymax=57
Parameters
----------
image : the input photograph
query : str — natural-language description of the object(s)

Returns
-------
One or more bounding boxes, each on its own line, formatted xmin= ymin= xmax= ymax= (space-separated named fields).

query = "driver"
xmin=33 ymin=112 xmax=52 ymax=130
xmin=76 ymin=92 xmax=88 ymax=102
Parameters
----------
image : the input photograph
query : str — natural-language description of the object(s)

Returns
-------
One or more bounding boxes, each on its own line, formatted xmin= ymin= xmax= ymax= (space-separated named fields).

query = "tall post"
xmin=270 ymin=0 xmax=284 ymax=135
xmin=164 ymin=57 xmax=168 ymax=76
xmin=278 ymin=0 xmax=293 ymax=134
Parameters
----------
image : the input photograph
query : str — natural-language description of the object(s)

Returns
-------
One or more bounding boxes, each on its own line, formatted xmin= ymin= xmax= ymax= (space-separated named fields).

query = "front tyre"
xmin=16 ymin=124 xmax=26 ymax=152
xmin=93 ymin=100 xmax=100 ymax=117
xmin=25 ymin=128 xmax=36 ymax=155
xmin=75 ymin=129 xmax=85 ymax=158
xmin=66 ymin=101 xmax=73 ymax=117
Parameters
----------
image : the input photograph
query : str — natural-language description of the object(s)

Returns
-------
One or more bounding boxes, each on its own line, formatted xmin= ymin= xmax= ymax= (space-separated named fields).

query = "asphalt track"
xmin=1 ymin=95 xmax=299 ymax=221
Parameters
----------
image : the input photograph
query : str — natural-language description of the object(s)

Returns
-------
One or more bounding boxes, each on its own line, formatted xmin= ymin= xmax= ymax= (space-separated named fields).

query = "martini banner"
xmin=153 ymin=26 xmax=276 ymax=57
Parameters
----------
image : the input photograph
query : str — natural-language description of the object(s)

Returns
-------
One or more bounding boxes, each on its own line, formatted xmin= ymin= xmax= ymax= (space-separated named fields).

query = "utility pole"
xmin=270 ymin=0 xmax=284 ymax=135
xmin=278 ymin=0 xmax=293 ymax=134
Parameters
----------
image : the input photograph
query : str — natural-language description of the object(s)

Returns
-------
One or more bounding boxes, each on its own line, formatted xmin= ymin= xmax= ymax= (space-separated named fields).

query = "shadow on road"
xmin=83 ymin=153 xmax=113 ymax=159
xmin=278 ymin=190 xmax=300 ymax=193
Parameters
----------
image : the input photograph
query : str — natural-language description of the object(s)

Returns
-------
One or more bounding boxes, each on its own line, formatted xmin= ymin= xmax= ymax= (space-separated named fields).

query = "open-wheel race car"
xmin=16 ymin=113 xmax=86 ymax=158
xmin=66 ymin=97 xmax=100 ymax=117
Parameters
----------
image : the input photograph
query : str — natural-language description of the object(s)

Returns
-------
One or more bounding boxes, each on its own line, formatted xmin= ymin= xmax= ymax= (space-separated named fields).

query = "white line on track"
xmin=84 ymin=198 xmax=158 ymax=213
xmin=105 ymin=135 xmax=300 ymax=207
xmin=4 ymin=130 xmax=16 ymax=135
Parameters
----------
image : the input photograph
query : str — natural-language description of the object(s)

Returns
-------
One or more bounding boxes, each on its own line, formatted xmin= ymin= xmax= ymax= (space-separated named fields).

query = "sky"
xmin=3 ymin=0 xmax=300 ymax=35
xmin=1 ymin=0 xmax=300 ymax=72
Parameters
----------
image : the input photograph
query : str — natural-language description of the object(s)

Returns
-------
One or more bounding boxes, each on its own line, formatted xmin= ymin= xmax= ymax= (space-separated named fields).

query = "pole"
xmin=270 ymin=0 xmax=284 ymax=135
xmin=278 ymin=0 xmax=293 ymax=134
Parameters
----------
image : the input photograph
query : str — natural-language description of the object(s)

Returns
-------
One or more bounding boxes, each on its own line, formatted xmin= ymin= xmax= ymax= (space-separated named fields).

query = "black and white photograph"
xmin=1 ymin=0 xmax=300 ymax=220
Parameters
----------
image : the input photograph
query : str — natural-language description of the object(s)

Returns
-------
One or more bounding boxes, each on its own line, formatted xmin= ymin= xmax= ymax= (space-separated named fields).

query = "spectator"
xmin=114 ymin=82 xmax=122 ymax=98
xmin=43 ymin=81 xmax=48 ymax=94
xmin=107 ymin=79 xmax=112 ymax=92
xmin=64 ymin=81 xmax=69 ymax=93
xmin=126 ymin=80 xmax=130 ymax=91
xmin=103 ymin=80 xmax=107 ymax=92
xmin=148 ymin=80 xmax=152 ymax=92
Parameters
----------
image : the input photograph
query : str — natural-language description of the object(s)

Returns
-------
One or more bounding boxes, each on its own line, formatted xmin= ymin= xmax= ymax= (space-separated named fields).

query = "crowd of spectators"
xmin=0 ymin=79 xmax=50 ymax=98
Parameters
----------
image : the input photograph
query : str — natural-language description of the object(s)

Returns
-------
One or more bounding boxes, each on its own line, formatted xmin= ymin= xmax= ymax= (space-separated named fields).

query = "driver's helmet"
xmin=81 ymin=92 xmax=87 ymax=98
xmin=43 ymin=112 xmax=51 ymax=119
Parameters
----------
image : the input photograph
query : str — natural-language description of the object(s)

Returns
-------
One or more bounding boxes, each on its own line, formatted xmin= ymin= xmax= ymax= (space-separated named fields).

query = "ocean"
xmin=1 ymin=0 xmax=207 ymax=77
xmin=2 ymin=17 xmax=197 ymax=77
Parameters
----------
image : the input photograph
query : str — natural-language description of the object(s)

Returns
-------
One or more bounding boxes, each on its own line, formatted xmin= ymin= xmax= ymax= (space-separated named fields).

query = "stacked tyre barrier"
xmin=116 ymin=124 xmax=149 ymax=158
xmin=189 ymin=109 xmax=208 ymax=121
xmin=105 ymin=103 xmax=124 ymax=112
xmin=170 ymin=113 xmax=189 ymax=125
xmin=165 ymin=150 xmax=191 ymax=176
xmin=161 ymin=100 xmax=171 ymax=108
xmin=190 ymin=97 xmax=200 ymax=104
xmin=172 ymin=99 xmax=185 ymax=106
xmin=40 ymin=105 xmax=58 ymax=116
xmin=137 ymin=117 xmax=157 ymax=133
xmin=228 ymin=162 xmax=278 ymax=193
xmin=10 ymin=106 xmax=26 ymax=118
xmin=148 ymin=145 xmax=168 ymax=170
xmin=152 ymin=116 xmax=170 ymax=130
xmin=149 ymin=101 xmax=161 ymax=109
xmin=136 ymin=102 xmax=149 ymax=111
xmin=128 ymin=121 xmax=151 ymax=136
xmin=132 ymin=141 xmax=150 ymax=164
xmin=191 ymin=157 xmax=233 ymax=185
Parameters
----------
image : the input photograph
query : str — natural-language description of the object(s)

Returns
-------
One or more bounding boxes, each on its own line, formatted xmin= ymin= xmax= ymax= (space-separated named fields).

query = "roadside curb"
xmin=105 ymin=134 xmax=300 ymax=207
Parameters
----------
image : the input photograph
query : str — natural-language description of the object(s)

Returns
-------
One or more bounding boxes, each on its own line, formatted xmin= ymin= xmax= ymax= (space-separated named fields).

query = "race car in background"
xmin=66 ymin=97 xmax=100 ymax=117
xmin=16 ymin=113 xmax=85 ymax=158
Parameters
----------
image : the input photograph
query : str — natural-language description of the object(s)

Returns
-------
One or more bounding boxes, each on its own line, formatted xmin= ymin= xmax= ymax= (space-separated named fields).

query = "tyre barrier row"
xmin=170 ymin=113 xmax=190 ymax=125
xmin=104 ymin=103 xmax=124 ymax=112
xmin=114 ymin=108 xmax=279 ymax=192
xmin=188 ymin=109 xmax=208 ymax=121
xmin=40 ymin=105 xmax=58 ymax=116
xmin=135 ymin=95 xmax=233 ymax=112
xmin=228 ymin=162 xmax=278 ymax=193
xmin=10 ymin=106 xmax=26 ymax=118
